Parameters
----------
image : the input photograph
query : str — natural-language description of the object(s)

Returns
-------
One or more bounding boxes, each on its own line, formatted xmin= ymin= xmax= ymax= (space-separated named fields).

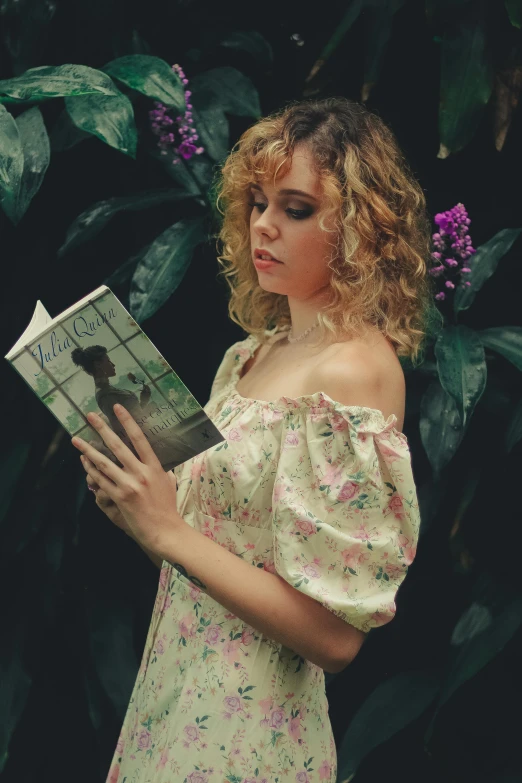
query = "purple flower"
xmin=429 ymin=202 xmax=476 ymax=301
xmin=148 ymin=63 xmax=205 ymax=165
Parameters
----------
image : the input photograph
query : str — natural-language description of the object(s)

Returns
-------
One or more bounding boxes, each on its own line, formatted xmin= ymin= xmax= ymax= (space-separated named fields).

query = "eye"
xmin=247 ymin=202 xmax=312 ymax=221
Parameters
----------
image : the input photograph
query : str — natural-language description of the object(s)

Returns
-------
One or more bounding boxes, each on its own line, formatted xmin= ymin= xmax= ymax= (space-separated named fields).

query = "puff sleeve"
xmin=271 ymin=398 xmax=420 ymax=633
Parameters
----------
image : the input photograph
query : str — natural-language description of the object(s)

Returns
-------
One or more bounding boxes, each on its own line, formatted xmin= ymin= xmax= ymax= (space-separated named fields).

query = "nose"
xmin=251 ymin=206 xmax=279 ymax=239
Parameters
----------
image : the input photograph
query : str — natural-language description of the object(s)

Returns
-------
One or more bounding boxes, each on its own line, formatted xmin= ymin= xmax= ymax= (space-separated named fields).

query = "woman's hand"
xmin=85 ymin=474 xmax=134 ymax=537
xmin=73 ymin=404 xmax=183 ymax=556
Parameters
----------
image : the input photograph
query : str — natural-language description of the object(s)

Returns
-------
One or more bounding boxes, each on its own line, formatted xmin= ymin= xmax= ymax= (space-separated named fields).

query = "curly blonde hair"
xmin=211 ymin=97 xmax=438 ymax=365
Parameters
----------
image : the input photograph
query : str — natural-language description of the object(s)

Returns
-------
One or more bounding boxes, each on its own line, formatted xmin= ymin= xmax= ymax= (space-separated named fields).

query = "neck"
xmin=95 ymin=377 xmax=110 ymax=388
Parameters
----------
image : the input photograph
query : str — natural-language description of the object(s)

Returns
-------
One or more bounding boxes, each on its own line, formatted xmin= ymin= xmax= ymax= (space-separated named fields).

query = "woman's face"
xmin=93 ymin=354 xmax=116 ymax=378
xmin=249 ymin=144 xmax=335 ymax=299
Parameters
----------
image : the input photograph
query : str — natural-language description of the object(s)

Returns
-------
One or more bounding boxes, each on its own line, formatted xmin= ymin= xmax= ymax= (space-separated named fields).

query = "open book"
xmin=5 ymin=285 xmax=224 ymax=471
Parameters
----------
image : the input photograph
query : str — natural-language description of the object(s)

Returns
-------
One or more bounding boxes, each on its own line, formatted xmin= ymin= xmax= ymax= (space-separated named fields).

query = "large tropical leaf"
xmin=49 ymin=108 xmax=92 ymax=151
xmin=425 ymin=594 xmax=522 ymax=743
xmin=434 ymin=325 xmax=487 ymax=427
xmin=438 ymin=0 xmax=494 ymax=156
xmin=130 ymin=216 xmax=206 ymax=322
xmin=419 ymin=380 xmax=465 ymax=476
xmin=13 ymin=106 xmax=50 ymax=222
xmin=454 ymin=228 xmax=522 ymax=312
xmin=505 ymin=0 xmax=522 ymax=28
xmin=362 ymin=0 xmax=407 ymax=100
xmin=58 ymin=188 xmax=195 ymax=257
xmin=505 ymin=396 xmax=522 ymax=452
xmin=479 ymin=326 xmax=522 ymax=372
xmin=218 ymin=30 xmax=274 ymax=66
xmin=0 ymin=104 xmax=23 ymax=222
xmin=336 ymin=670 xmax=441 ymax=783
xmin=190 ymin=66 xmax=261 ymax=119
xmin=65 ymin=90 xmax=137 ymax=158
xmin=0 ymin=64 xmax=119 ymax=103
xmin=102 ymin=54 xmax=186 ymax=112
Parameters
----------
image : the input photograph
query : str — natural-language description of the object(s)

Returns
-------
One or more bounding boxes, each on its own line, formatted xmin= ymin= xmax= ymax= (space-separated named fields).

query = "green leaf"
xmin=363 ymin=1 xmax=407 ymax=88
xmin=13 ymin=107 xmax=50 ymax=223
xmin=454 ymin=228 xmax=522 ymax=312
xmin=434 ymin=325 xmax=487 ymax=427
xmin=505 ymin=396 xmax=522 ymax=453
xmin=58 ymin=188 xmax=195 ymax=257
xmin=479 ymin=326 xmax=522 ymax=372
xmin=505 ymin=0 xmax=522 ymax=28
xmin=336 ymin=670 xmax=441 ymax=782
xmin=425 ymin=594 xmax=522 ymax=742
xmin=130 ymin=216 xmax=206 ymax=322
xmin=218 ymin=30 xmax=274 ymax=65
xmin=190 ymin=66 xmax=261 ymax=119
xmin=419 ymin=380 xmax=465 ymax=476
xmin=0 ymin=105 xmax=23 ymax=222
xmin=65 ymin=90 xmax=137 ymax=158
xmin=0 ymin=620 xmax=33 ymax=774
xmin=102 ymin=54 xmax=186 ymax=112
xmin=87 ymin=592 xmax=139 ymax=721
xmin=438 ymin=1 xmax=494 ymax=155
xmin=0 ymin=64 xmax=120 ymax=103
xmin=49 ymin=109 xmax=92 ymax=152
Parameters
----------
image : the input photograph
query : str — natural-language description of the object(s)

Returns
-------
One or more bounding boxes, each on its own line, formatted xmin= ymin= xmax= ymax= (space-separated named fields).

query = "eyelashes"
xmin=247 ymin=202 xmax=312 ymax=220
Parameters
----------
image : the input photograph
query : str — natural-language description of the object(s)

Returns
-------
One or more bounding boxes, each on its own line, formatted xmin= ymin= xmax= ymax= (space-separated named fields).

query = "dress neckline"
xmin=225 ymin=332 xmax=408 ymax=442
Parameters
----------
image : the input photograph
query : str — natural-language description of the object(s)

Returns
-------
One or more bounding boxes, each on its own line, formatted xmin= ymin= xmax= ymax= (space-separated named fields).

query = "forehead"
xmin=253 ymin=146 xmax=322 ymax=198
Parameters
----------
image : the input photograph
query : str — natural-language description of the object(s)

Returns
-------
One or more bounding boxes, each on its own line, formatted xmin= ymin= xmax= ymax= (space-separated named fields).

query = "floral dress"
xmin=106 ymin=328 xmax=421 ymax=783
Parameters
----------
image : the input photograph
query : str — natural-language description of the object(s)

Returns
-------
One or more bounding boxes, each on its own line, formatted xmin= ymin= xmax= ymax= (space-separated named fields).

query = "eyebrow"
xmin=248 ymin=182 xmax=318 ymax=201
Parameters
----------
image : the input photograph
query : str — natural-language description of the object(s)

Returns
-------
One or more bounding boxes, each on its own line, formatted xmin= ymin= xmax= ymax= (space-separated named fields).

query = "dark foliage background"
xmin=1 ymin=1 xmax=522 ymax=782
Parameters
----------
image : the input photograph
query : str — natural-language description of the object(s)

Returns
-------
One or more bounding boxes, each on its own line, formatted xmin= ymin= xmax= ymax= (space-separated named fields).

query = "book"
xmin=5 ymin=285 xmax=225 ymax=471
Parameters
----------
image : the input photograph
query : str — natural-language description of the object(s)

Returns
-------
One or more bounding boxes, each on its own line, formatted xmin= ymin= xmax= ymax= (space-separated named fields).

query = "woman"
xmin=74 ymin=97 xmax=432 ymax=783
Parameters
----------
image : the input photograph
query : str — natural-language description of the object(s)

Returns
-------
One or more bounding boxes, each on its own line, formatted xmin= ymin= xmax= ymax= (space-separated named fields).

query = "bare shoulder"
xmin=313 ymin=332 xmax=405 ymax=430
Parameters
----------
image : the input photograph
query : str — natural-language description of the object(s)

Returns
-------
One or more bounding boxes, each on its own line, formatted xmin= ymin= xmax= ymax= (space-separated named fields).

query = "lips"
xmin=254 ymin=248 xmax=282 ymax=263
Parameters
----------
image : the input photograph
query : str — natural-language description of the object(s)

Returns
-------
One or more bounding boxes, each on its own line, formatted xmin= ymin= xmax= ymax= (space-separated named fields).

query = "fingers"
xmin=73 ymin=436 xmax=123 ymax=484
xmin=110 ymin=404 xmax=159 ymax=466
xmin=84 ymin=410 xmax=139 ymax=469
xmin=80 ymin=455 xmax=117 ymax=498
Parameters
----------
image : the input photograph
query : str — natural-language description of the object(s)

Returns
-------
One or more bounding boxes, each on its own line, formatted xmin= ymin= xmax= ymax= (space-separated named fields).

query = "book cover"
xmin=5 ymin=286 xmax=224 ymax=471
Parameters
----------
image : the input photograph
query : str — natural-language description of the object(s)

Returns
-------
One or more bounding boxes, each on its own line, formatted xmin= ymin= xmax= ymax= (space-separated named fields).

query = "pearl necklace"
xmin=287 ymin=321 xmax=320 ymax=344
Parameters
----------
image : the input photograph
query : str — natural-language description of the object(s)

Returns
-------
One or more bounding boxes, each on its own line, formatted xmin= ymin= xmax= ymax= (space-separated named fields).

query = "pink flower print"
xmin=264 ymin=559 xmax=277 ymax=574
xmin=187 ymin=773 xmax=209 ymax=783
xmin=288 ymin=715 xmax=302 ymax=742
xmin=108 ymin=764 xmax=120 ymax=783
xmin=323 ymin=464 xmax=343 ymax=486
xmin=378 ymin=441 xmax=403 ymax=463
xmin=318 ymin=760 xmax=332 ymax=780
xmin=241 ymin=628 xmax=254 ymax=645
xmin=258 ymin=695 xmax=274 ymax=713
xmin=190 ymin=460 xmax=204 ymax=482
xmin=205 ymin=624 xmax=222 ymax=645
xmin=227 ymin=427 xmax=242 ymax=441
xmin=398 ymin=533 xmax=409 ymax=548
xmin=269 ymin=708 xmax=285 ymax=729
xmin=342 ymin=544 xmax=368 ymax=570
xmin=273 ymin=483 xmax=287 ymax=503
xmin=371 ymin=610 xmax=392 ymax=626
xmin=337 ymin=480 xmax=359 ymax=501
xmin=403 ymin=545 xmax=417 ymax=566
xmin=116 ymin=734 xmax=125 ymax=754
xmin=296 ymin=518 xmax=317 ymax=537
xmin=189 ymin=584 xmax=202 ymax=600
xmin=163 ymin=594 xmax=172 ymax=611
xmin=179 ymin=614 xmax=198 ymax=639
xmin=303 ymin=562 xmax=321 ymax=579
xmin=388 ymin=494 xmax=405 ymax=520
xmin=155 ymin=748 xmax=169 ymax=771
xmin=222 ymin=639 xmax=241 ymax=664
xmin=331 ymin=413 xmax=348 ymax=431
xmin=353 ymin=523 xmax=373 ymax=541
xmin=284 ymin=431 xmax=300 ymax=448
xmin=183 ymin=724 xmax=200 ymax=743
xmin=224 ymin=695 xmax=242 ymax=713
xmin=385 ymin=563 xmax=404 ymax=580
xmin=137 ymin=729 xmax=151 ymax=750
xmin=156 ymin=638 xmax=165 ymax=655
xmin=296 ymin=771 xmax=311 ymax=783
xmin=159 ymin=567 xmax=168 ymax=590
